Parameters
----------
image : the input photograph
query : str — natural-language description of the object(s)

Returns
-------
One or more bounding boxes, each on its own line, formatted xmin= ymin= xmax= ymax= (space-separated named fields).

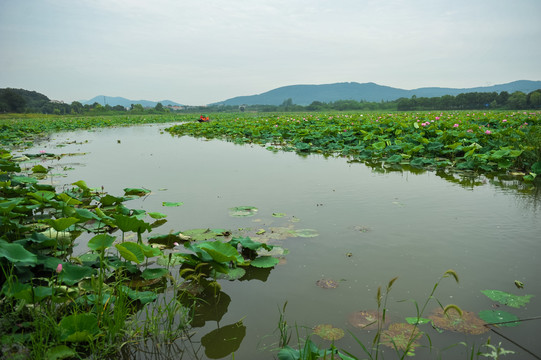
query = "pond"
xmin=22 ymin=123 xmax=541 ymax=359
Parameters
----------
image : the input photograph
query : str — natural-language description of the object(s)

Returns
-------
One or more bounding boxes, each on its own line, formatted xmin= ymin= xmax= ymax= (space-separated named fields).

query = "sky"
xmin=1 ymin=0 xmax=540 ymax=105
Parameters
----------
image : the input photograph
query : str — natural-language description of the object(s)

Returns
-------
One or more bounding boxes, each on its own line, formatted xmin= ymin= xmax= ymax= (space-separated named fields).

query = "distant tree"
xmin=496 ymin=91 xmax=510 ymax=106
xmin=0 ymin=89 xmax=26 ymax=112
xmin=70 ymin=101 xmax=83 ymax=114
xmin=130 ymin=104 xmax=144 ymax=112
xmin=155 ymin=102 xmax=164 ymax=112
xmin=507 ymin=91 xmax=527 ymax=109
xmin=113 ymin=105 xmax=126 ymax=111
xmin=527 ymin=90 xmax=541 ymax=108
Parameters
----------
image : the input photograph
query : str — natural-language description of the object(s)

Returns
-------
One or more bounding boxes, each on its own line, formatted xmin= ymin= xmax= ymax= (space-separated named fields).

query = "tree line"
xmin=1 ymin=87 xmax=540 ymax=115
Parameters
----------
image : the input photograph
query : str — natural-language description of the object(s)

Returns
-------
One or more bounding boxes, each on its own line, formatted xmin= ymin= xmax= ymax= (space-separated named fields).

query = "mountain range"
xmin=215 ymin=80 xmax=541 ymax=106
xmin=80 ymin=80 xmax=541 ymax=107
xmin=81 ymin=96 xmax=182 ymax=108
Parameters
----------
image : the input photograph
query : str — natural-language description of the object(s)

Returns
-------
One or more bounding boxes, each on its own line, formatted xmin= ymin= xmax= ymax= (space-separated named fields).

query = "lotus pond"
xmin=1 ymin=113 xmax=541 ymax=359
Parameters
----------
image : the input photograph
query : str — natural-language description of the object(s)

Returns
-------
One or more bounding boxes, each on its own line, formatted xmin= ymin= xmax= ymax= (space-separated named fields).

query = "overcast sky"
xmin=1 ymin=0 xmax=540 ymax=105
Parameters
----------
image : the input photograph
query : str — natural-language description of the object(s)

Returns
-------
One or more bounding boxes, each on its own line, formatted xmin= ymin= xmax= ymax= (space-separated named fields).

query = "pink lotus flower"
xmin=502 ymin=119 xmax=507 ymax=122
xmin=39 ymin=150 xmax=46 ymax=154
xmin=173 ymin=242 xmax=179 ymax=246
xmin=56 ymin=263 xmax=63 ymax=273
xmin=467 ymin=129 xmax=473 ymax=133
xmin=435 ymin=116 xmax=440 ymax=120
xmin=453 ymin=124 xmax=459 ymax=128
xmin=485 ymin=130 xmax=492 ymax=134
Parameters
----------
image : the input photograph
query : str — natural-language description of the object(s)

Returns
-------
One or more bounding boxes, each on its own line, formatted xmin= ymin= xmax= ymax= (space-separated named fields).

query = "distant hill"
xmin=215 ymin=80 xmax=541 ymax=106
xmin=81 ymin=96 xmax=183 ymax=108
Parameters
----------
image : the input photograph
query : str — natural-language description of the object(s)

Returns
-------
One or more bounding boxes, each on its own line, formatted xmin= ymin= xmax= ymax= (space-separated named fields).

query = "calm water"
xmin=23 ymin=123 xmax=541 ymax=359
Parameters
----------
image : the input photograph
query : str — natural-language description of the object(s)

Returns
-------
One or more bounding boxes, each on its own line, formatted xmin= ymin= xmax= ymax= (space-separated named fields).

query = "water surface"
xmin=24 ymin=123 xmax=541 ymax=359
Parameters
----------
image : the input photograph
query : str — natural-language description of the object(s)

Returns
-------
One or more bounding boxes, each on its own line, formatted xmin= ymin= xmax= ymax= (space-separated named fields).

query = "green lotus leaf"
xmin=141 ymin=267 xmax=168 ymax=280
xmin=120 ymin=285 xmax=157 ymax=304
xmin=0 ymin=240 xmax=37 ymax=264
xmin=59 ymin=313 xmax=99 ymax=342
xmin=87 ymin=234 xmax=115 ymax=251
xmin=197 ymin=241 xmax=239 ymax=264
xmin=61 ymin=263 xmax=95 ymax=286
xmin=162 ymin=201 xmax=184 ymax=207
xmin=212 ymin=267 xmax=246 ymax=281
xmin=43 ymin=217 xmax=80 ymax=232
xmin=123 ymin=187 xmax=151 ymax=196
xmin=116 ymin=242 xmax=145 ymax=264
xmin=46 ymin=345 xmax=77 ymax=360
xmin=229 ymin=206 xmax=258 ymax=217
xmin=148 ymin=212 xmax=167 ymax=219
xmin=250 ymin=256 xmax=279 ymax=268
xmin=32 ymin=164 xmax=48 ymax=173
xmin=478 ymin=310 xmax=519 ymax=327
xmin=481 ymin=289 xmax=533 ymax=308
xmin=272 ymin=212 xmax=287 ymax=217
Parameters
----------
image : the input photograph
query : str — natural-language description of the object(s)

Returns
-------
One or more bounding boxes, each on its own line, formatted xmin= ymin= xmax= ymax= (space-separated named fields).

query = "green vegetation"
xmin=275 ymin=271 xmax=529 ymax=360
xmin=2 ymin=87 xmax=541 ymax=115
xmin=0 ymin=145 xmax=284 ymax=358
xmin=167 ymin=111 xmax=541 ymax=181
xmin=0 ymin=112 xmax=539 ymax=358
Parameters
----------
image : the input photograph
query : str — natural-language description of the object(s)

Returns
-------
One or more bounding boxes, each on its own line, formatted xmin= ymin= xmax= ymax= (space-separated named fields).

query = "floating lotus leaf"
xmin=295 ymin=229 xmax=319 ymax=238
xmin=381 ymin=323 xmax=422 ymax=353
xmin=478 ymin=310 xmax=519 ymax=327
xmin=316 ymin=279 xmax=338 ymax=289
xmin=212 ymin=267 xmax=246 ymax=281
xmin=272 ymin=212 xmax=287 ymax=217
xmin=313 ymin=324 xmax=345 ymax=341
xmin=481 ymin=289 xmax=533 ymax=308
xmin=348 ymin=310 xmax=384 ymax=330
xmin=250 ymin=256 xmax=280 ymax=268
xmin=162 ymin=201 xmax=184 ymax=207
xmin=429 ymin=308 xmax=488 ymax=335
xmin=229 ymin=206 xmax=258 ymax=217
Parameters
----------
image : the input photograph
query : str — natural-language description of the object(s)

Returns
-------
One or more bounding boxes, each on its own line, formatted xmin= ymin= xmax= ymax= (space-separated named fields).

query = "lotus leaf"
xmin=183 ymin=228 xmax=226 ymax=241
xmin=0 ymin=240 xmax=38 ymax=264
xmin=162 ymin=201 xmax=184 ymax=207
xmin=115 ymin=242 xmax=145 ymax=264
xmin=272 ymin=212 xmax=287 ymax=217
xmin=294 ymin=229 xmax=319 ymax=238
xmin=148 ymin=212 xmax=167 ymax=219
xmin=59 ymin=313 xmax=99 ymax=342
xmin=381 ymin=323 xmax=422 ymax=353
xmin=212 ymin=267 xmax=246 ymax=281
xmin=141 ymin=267 xmax=168 ymax=280
xmin=87 ymin=234 xmax=115 ymax=251
xmin=61 ymin=263 xmax=95 ymax=286
xmin=123 ymin=187 xmax=151 ymax=196
xmin=229 ymin=206 xmax=258 ymax=217
xmin=429 ymin=308 xmax=488 ymax=334
xmin=45 ymin=345 xmax=77 ymax=360
xmin=316 ymin=279 xmax=338 ymax=289
xmin=348 ymin=310 xmax=384 ymax=330
xmin=250 ymin=256 xmax=280 ymax=268
xmin=481 ymin=289 xmax=533 ymax=308
xmin=313 ymin=324 xmax=345 ymax=341
xmin=478 ymin=310 xmax=519 ymax=327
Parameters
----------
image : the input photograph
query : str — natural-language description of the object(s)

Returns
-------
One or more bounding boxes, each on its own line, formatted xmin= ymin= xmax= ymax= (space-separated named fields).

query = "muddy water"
xmin=23 ymin=124 xmax=541 ymax=359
